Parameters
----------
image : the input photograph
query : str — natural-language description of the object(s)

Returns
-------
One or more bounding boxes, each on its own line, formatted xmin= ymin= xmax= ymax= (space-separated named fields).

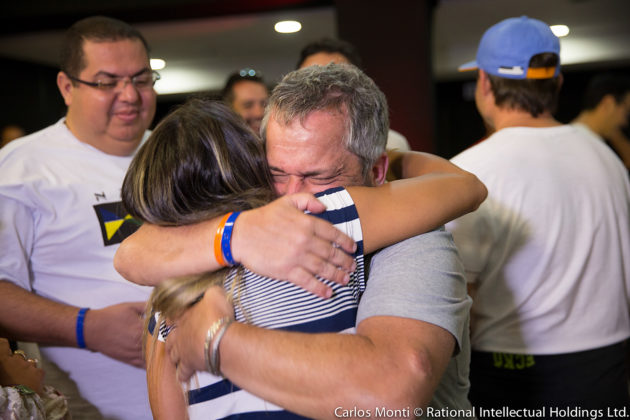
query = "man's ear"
xmin=57 ymin=71 xmax=73 ymax=107
xmin=478 ymin=70 xmax=492 ymax=96
xmin=600 ymin=94 xmax=617 ymax=112
xmin=371 ymin=153 xmax=389 ymax=186
xmin=557 ymin=72 xmax=564 ymax=92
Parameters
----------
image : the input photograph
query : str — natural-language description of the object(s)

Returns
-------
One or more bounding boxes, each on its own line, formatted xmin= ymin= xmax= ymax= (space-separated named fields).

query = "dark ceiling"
xmin=0 ymin=0 xmax=334 ymax=35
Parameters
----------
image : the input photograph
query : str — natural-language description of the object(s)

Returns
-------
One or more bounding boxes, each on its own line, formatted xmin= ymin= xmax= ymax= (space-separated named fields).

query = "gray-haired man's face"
xmin=265 ymin=110 xmax=366 ymax=195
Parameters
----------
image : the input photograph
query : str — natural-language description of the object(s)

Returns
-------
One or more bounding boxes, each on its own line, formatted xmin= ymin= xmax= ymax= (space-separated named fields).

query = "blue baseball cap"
xmin=459 ymin=16 xmax=560 ymax=79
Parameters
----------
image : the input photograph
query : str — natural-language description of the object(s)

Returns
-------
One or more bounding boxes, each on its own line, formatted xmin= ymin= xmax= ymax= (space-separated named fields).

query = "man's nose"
xmin=253 ymin=103 xmax=265 ymax=118
xmin=281 ymin=176 xmax=305 ymax=195
xmin=117 ymin=78 xmax=141 ymax=102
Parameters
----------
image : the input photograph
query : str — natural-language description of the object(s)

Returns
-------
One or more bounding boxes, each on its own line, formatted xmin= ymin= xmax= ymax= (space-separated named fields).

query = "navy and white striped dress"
xmin=153 ymin=186 xmax=365 ymax=419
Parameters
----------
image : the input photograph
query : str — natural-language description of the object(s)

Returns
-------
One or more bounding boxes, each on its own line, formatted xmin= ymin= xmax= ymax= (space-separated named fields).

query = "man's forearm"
xmin=0 ymin=280 xmax=147 ymax=367
xmin=219 ymin=317 xmax=454 ymax=419
xmin=0 ymin=280 xmax=78 ymax=345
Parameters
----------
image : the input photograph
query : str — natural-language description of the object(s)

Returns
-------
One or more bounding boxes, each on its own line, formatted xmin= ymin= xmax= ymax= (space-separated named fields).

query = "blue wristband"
xmin=76 ymin=307 xmax=89 ymax=349
xmin=221 ymin=211 xmax=240 ymax=266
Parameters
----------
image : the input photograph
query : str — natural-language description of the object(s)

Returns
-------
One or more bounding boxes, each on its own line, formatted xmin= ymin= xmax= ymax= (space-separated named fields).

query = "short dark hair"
xmin=60 ymin=16 xmax=150 ymax=78
xmin=221 ymin=71 xmax=267 ymax=106
xmin=581 ymin=73 xmax=630 ymax=111
xmin=296 ymin=38 xmax=363 ymax=70
xmin=488 ymin=53 xmax=561 ymax=117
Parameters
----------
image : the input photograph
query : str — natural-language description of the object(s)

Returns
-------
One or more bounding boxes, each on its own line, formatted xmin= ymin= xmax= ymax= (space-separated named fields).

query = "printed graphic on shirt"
xmin=93 ymin=201 xmax=142 ymax=246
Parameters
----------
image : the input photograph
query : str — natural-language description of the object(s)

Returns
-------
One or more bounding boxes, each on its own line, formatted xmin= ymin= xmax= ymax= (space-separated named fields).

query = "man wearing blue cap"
xmin=447 ymin=16 xmax=630 ymax=415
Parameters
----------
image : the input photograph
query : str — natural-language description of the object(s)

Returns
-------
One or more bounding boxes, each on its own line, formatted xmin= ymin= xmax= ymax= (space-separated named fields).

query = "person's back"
xmin=448 ymin=16 xmax=630 ymax=413
xmin=453 ymin=126 xmax=629 ymax=350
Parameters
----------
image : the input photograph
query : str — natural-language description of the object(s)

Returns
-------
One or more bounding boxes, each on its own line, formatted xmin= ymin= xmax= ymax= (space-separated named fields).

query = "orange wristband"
xmin=214 ymin=212 xmax=232 ymax=267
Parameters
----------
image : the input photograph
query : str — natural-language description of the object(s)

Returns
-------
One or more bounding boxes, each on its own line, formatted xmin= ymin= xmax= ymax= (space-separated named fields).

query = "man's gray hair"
xmin=261 ymin=63 xmax=389 ymax=179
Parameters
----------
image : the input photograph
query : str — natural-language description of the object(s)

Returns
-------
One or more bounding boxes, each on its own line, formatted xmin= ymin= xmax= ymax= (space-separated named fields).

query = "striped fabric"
xmin=153 ymin=187 xmax=365 ymax=419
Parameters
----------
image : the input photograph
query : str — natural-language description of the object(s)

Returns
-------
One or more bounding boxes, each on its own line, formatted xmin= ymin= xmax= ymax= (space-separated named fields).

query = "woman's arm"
xmin=115 ymin=195 xmax=357 ymax=294
xmin=349 ymin=151 xmax=487 ymax=254
xmin=145 ymin=336 xmax=188 ymax=420
xmin=115 ymin=151 xmax=485 ymax=296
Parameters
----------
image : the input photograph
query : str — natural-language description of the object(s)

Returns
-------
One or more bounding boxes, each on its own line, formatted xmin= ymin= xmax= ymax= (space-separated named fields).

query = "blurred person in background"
xmin=297 ymin=37 xmax=411 ymax=152
xmin=572 ymin=72 xmax=630 ymax=175
xmin=221 ymin=69 xmax=269 ymax=134
xmin=1 ymin=124 xmax=26 ymax=148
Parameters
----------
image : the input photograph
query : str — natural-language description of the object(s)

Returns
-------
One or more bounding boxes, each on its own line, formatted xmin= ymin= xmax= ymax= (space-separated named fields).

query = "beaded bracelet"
xmin=76 ymin=307 xmax=90 ymax=349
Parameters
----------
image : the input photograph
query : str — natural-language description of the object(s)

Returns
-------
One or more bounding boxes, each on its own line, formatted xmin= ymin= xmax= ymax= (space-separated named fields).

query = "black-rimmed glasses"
xmin=66 ymin=70 xmax=160 ymax=91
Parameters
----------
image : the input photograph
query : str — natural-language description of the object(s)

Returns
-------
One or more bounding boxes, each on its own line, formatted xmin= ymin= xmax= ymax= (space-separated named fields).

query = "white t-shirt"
xmin=0 ymin=118 xmax=152 ymax=419
xmin=386 ymin=129 xmax=411 ymax=151
xmin=447 ymin=125 xmax=630 ymax=355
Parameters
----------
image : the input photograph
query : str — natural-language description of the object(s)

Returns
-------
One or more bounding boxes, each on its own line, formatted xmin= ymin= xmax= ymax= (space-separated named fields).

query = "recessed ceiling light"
xmin=274 ymin=20 xmax=302 ymax=34
xmin=151 ymin=58 xmax=166 ymax=70
xmin=550 ymin=25 xmax=570 ymax=37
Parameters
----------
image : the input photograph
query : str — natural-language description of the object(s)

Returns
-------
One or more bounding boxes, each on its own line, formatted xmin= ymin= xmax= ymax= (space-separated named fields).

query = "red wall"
xmin=335 ymin=0 xmax=436 ymax=152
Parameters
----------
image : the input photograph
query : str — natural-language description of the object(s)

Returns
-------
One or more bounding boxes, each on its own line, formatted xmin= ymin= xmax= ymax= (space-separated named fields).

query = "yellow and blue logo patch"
xmin=93 ymin=201 xmax=142 ymax=246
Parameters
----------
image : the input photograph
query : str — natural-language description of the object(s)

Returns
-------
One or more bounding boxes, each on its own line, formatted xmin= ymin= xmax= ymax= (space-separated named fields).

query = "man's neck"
xmin=64 ymin=118 xmax=141 ymax=157
xmin=491 ymin=109 xmax=561 ymax=131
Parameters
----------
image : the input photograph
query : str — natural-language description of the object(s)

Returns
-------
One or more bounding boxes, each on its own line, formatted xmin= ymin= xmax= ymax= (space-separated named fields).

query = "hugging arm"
xmin=167 ymin=231 xmax=466 ymax=419
xmin=169 ymin=306 xmax=453 ymax=418
xmin=115 ymin=151 xmax=485 ymax=296
xmin=349 ymin=151 xmax=486 ymax=253
xmin=115 ymin=194 xmax=357 ymax=297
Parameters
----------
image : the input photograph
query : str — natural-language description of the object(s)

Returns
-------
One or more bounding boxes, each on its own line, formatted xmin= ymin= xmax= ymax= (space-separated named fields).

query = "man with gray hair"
xmin=262 ymin=63 xmax=390 ymax=188
xmin=116 ymin=63 xmax=479 ymax=419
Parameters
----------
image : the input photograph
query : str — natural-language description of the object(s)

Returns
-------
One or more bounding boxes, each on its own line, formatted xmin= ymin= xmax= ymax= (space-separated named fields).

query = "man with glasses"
xmin=0 ymin=16 xmax=158 ymax=419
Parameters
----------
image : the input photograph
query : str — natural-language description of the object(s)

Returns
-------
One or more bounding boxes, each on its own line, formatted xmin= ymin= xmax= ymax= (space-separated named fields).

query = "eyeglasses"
xmin=66 ymin=70 xmax=160 ymax=92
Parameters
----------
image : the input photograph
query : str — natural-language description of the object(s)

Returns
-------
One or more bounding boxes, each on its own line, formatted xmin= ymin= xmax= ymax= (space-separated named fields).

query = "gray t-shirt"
xmin=357 ymin=227 xmax=475 ymax=419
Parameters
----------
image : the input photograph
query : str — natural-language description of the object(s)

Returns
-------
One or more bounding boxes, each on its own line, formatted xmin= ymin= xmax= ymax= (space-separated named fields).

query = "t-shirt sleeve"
xmin=356 ymin=227 xmax=471 ymax=352
xmin=0 ymin=195 xmax=35 ymax=290
xmin=311 ymin=187 xmax=364 ymax=258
